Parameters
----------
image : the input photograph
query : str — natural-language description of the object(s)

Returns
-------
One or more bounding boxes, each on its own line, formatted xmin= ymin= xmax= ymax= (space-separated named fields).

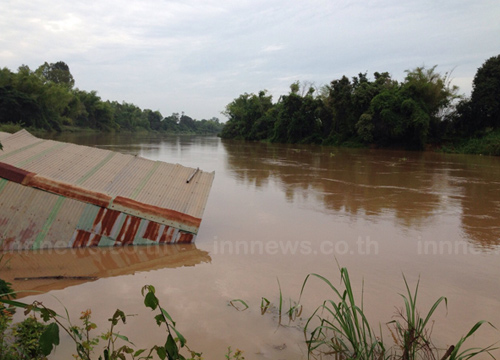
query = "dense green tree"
xmin=75 ymin=90 xmax=115 ymax=130
xmin=357 ymin=66 xmax=458 ymax=149
xmin=108 ymin=101 xmax=145 ymax=131
xmin=0 ymin=85 xmax=44 ymax=128
xmin=0 ymin=67 xmax=14 ymax=87
xmin=220 ymin=90 xmax=274 ymax=140
xmin=271 ymin=89 xmax=300 ymax=143
xmin=63 ymin=93 xmax=85 ymax=126
xmin=403 ymin=66 xmax=458 ymax=142
xmin=13 ymin=65 xmax=50 ymax=128
xmin=0 ymin=61 xmax=219 ymax=136
xmin=458 ymin=55 xmax=500 ymax=133
xmin=272 ymin=82 xmax=324 ymax=144
xmin=0 ymin=68 xmax=43 ymax=127
xmin=221 ymin=67 xmax=461 ymax=149
xmin=161 ymin=113 xmax=180 ymax=132
xmin=145 ymin=109 xmax=163 ymax=131
xmin=7 ymin=65 xmax=72 ymax=130
xmin=94 ymin=101 xmax=114 ymax=131
xmin=152 ymin=113 xmax=222 ymax=134
xmin=324 ymin=72 xmax=393 ymax=144
xmin=179 ymin=114 xmax=196 ymax=132
xmin=204 ymin=117 xmax=223 ymax=134
xmin=36 ymin=61 xmax=75 ymax=88
xmin=0 ymin=65 xmax=78 ymax=130
xmin=327 ymin=75 xmax=357 ymax=139
xmin=358 ymin=85 xmax=424 ymax=147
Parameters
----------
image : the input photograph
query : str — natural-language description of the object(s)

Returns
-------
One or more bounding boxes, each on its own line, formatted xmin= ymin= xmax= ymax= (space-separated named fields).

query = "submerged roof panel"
xmin=0 ymin=130 xmax=214 ymax=250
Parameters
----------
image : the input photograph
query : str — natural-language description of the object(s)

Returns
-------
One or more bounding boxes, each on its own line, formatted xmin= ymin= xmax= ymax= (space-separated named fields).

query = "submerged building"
xmin=0 ymin=130 xmax=214 ymax=251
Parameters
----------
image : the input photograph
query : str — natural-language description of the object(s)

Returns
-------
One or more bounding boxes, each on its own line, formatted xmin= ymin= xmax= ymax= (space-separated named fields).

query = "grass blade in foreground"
xmin=299 ymin=268 xmax=497 ymax=360
xmin=300 ymin=269 xmax=385 ymax=360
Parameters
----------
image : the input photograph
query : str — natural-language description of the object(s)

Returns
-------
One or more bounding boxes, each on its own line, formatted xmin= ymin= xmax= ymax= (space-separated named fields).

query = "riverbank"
xmin=1 ymin=123 xmax=499 ymax=157
xmin=0 ymin=123 xmax=221 ymax=138
xmin=439 ymin=129 xmax=500 ymax=156
xmin=0 ymin=123 xmax=108 ymax=136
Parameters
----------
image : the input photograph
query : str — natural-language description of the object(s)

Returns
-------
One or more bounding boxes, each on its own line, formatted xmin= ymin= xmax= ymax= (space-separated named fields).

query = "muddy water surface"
xmin=3 ymin=133 xmax=500 ymax=359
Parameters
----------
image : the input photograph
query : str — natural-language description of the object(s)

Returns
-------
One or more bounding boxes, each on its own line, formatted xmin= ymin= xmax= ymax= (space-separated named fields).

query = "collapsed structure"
xmin=0 ymin=130 xmax=214 ymax=251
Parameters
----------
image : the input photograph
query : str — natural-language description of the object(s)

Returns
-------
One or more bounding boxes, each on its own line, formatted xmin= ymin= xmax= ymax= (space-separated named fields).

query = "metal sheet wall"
xmin=0 ymin=130 xmax=213 ymax=250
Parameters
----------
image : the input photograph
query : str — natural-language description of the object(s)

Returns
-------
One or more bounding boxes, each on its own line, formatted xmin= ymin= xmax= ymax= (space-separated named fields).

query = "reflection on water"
xmin=3 ymin=244 xmax=210 ymax=296
xmin=222 ymin=140 xmax=500 ymax=250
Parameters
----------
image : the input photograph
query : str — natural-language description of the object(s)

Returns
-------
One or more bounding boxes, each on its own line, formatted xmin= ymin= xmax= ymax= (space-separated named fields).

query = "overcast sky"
xmin=1 ymin=0 xmax=499 ymax=121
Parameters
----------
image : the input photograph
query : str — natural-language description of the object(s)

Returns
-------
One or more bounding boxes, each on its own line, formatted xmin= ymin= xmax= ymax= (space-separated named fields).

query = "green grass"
xmin=248 ymin=268 xmax=497 ymax=360
xmin=297 ymin=268 xmax=497 ymax=360
xmin=300 ymin=269 xmax=386 ymax=359
xmin=440 ymin=129 xmax=500 ymax=156
xmin=0 ymin=123 xmax=24 ymax=134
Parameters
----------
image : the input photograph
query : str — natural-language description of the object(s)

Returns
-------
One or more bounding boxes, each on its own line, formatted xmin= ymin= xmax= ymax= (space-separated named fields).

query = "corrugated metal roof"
xmin=0 ymin=130 xmax=214 ymax=250
xmin=0 ymin=132 xmax=12 ymax=143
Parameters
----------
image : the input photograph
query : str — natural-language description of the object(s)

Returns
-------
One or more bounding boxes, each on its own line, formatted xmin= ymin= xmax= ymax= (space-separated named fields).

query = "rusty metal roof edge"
xmin=0 ymin=161 xmax=202 ymax=233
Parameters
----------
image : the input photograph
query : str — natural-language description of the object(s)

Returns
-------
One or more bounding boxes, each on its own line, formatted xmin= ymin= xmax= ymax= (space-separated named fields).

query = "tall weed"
xmin=297 ymin=268 xmax=496 ymax=360
xmin=300 ymin=269 xmax=385 ymax=359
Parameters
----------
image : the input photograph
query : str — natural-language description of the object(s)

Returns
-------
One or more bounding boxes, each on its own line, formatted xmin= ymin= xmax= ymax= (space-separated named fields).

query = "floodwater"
xmin=3 ymin=133 xmax=500 ymax=359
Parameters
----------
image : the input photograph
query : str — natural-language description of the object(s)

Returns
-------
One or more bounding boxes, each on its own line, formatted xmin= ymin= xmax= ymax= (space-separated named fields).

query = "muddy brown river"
xmin=3 ymin=133 xmax=500 ymax=359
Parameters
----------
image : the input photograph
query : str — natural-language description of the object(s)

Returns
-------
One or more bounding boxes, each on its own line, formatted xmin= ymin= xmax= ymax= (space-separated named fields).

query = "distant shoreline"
xmin=1 ymin=123 xmax=498 ymax=157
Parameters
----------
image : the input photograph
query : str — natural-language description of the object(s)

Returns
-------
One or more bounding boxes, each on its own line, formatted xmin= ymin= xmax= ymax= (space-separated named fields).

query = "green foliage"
xmin=1 ymin=275 xmax=48 ymax=360
xmin=221 ymin=65 xmax=480 ymax=152
xmin=388 ymin=275 xmax=447 ymax=359
xmin=11 ymin=317 xmax=48 ymax=359
xmin=74 ymin=90 xmax=116 ymax=131
xmin=300 ymin=269 xmax=386 ymax=359
xmin=0 ymin=67 xmax=48 ymax=129
xmin=271 ymin=86 xmax=324 ymax=144
xmin=0 ymin=283 xmax=204 ymax=360
xmin=145 ymin=109 xmax=163 ymax=131
xmin=470 ymin=55 xmax=500 ymax=130
xmin=387 ymin=275 xmax=497 ymax=360
xmin=0 ymin=62 xmax=223 ymax=135
xmin=356 ymin=113 xmax=374 ymax=143
xmin=327 ymin=75 xmax=359 ymax=138
xmin=297 ymin=268 xmax=496 ymax=360
xmin=0 ymin=280 xmax=14 ymax=300
xmin=220 ymin=90 xmax=274 ymax=140
xmin=236 ymin=278 xmax=302 ymax=327
xmin=326 ymin=72 xmax=392 ymax=143
xmin=441 ymin=129 xmax=500 ymax=156
xmin=36 ymin=61 xmax=75 ymax=88
xmin=230 ymin=268 xmax=497 ymax=360
xmin=224 ymin=346 xmax=245 ymax=360
xmin=358 ymin=66 xmax=458 ymax=149
xmin=229 ymin=299 xmax=249 ymax=312
xmin=454 ymin=54 xmax=500 ymax=137
xmin=108 ymin=101 xmax=146 ymax=131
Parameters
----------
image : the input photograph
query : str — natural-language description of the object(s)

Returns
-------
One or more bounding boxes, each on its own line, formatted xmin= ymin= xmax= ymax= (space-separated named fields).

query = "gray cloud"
xmin=1 ymin=0 xmax=499 ymax=120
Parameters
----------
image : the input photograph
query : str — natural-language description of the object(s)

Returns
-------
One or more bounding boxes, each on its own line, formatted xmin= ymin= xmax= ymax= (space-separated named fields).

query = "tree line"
xmin=0 ymin=61 xmax=223 ymax=134
xmin=220 ymin=55 xmax=500 ymax=152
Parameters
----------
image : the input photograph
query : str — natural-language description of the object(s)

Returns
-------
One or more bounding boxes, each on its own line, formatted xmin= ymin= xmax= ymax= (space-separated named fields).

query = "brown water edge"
xmin=5 ymin=133 xmax=500 ymax=359
xmin=1 ymin=244 xmax=210 ymax=295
